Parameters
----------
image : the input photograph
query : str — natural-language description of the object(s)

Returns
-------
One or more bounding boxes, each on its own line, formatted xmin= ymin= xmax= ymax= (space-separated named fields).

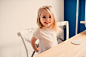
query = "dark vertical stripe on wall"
xmin=64 ymin=0 xmax=77 ymax=39
xmin=78 ymin=0 xmax=85 ymax=33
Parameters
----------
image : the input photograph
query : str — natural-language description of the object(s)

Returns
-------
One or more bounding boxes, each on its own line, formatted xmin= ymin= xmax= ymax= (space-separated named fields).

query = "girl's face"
xmin=40 ymin=9 xmax=52 ymax=28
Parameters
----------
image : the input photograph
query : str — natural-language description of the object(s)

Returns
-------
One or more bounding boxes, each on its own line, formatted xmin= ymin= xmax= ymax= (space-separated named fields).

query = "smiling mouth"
xmin=44 ymin=22 xmax=50 ymax=24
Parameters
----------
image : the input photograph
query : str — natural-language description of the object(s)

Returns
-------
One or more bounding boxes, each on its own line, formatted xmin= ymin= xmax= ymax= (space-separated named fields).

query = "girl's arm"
xmin=56 ymin=27 xmax=63 ymax=37
xmin=31 ymin=36 xmax=39 ymax=52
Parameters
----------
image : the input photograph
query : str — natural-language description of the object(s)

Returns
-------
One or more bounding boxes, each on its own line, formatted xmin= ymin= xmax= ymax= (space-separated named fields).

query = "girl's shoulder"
xmin=33 ymin=27 xmax=40 ymax=39
xmin=56 ymin=26 xmax=63 ymax=36
xmin=33 ymin=27 xmax=41 ymax=35
xmin=35 ymin=27 xmax=40 ymax=32
xmin=57 ymin=26 xmax=62 ymax=31
xmin=35 ymin=27 xmax=43 ymax=33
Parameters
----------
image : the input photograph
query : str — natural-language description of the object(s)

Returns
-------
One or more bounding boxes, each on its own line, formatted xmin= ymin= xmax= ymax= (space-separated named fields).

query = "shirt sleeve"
xmin=33 ymin=28 xmax=40 ymax=39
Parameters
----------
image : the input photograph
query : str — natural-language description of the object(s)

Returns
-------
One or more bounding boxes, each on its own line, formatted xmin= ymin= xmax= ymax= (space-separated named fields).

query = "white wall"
xmin=0 ymin=0 xmax=64 ymax=57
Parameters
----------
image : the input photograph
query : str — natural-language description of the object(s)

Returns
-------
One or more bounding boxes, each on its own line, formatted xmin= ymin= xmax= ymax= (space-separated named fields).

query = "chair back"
xmin=17 ymin=27 xmax=38 ymax=57
xmin=57 ymin=21 xmax=69 ymax=43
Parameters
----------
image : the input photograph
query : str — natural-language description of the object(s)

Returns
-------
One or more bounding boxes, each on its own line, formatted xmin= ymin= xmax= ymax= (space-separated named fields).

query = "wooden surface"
xmin=35 ymin=30 xmax=86 ymax=57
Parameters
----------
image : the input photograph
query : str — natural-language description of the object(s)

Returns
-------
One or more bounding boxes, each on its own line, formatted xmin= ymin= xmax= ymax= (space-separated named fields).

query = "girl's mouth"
xmin=44 ymin=22 xmax=50 ymax=24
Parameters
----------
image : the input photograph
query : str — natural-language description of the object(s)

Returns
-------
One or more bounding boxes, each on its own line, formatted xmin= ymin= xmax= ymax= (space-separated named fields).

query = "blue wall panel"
xmin=78 ymin=0 xmax=85 ymax=33
xmin=64 ymin=0 xmax=77 ymax=38
xmin=64 ymin=0 xmax=85 ymax=39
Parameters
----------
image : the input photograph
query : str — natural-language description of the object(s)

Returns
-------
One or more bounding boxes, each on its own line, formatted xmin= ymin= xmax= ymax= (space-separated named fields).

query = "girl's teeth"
xmin=44 ymin=22 xmax=50 ymax=24
xmin=45 ymin=22 xmax=50 ymax=23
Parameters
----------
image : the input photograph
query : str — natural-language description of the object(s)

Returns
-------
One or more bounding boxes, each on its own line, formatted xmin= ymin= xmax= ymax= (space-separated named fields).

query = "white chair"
xmin=17 ymin=21 xmax=69 ymax=57
xmin=57 ymin=21 xmax=69 ymax=43
xmin=17 ymin=27 xmax=38 ymax=57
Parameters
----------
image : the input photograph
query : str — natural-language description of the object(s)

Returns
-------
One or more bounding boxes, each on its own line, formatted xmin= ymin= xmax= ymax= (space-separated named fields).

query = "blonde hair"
xmin=37 ymin=6 xmax=57 ymax=31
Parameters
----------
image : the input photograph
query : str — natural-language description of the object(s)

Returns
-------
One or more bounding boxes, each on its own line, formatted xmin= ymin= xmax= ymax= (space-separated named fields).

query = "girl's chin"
xmin=44 ymin=25 xmax=51 ymax=28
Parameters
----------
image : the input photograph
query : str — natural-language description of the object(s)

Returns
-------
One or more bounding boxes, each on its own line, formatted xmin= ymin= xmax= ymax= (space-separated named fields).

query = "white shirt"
xmin=33 ymin=27 xmax=58 ymax=54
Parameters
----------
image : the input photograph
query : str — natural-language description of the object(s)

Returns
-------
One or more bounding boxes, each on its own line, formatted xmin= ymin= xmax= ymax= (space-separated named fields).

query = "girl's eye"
xmin=43 ymin=16 xmax=46 ymax=18
xmin=49 ymin=16 xmax=51 ymax=18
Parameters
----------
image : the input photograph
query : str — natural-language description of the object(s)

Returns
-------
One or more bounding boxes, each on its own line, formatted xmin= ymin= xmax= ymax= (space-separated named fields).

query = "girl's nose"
xmin=46 ymin=18 xmax=49 ymax=21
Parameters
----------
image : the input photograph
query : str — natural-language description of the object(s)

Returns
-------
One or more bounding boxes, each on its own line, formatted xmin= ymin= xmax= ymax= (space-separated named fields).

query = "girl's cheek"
xmin=42 ymin=19 xmax=45 ymax=22
xmin=50 ymin=19 xmax=52 ymax=22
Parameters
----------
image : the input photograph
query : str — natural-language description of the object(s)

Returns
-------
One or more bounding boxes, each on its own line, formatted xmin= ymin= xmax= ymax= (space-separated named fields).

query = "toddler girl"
xmin=31 ymin=6 xmax=62 ymax=54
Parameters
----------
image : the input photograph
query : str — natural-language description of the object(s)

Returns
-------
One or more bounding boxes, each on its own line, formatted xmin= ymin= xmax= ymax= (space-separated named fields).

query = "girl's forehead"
xmin=41 ymin=9 xmax=51 ymax=16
